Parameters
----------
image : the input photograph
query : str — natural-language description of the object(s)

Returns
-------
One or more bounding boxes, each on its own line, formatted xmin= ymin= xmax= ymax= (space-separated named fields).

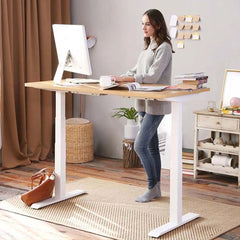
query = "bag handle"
xmin=31 ymin=168 xmax=55 ymax=189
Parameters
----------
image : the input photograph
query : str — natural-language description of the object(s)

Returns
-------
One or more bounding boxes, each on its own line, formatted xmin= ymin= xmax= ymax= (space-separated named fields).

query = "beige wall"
xmin=70 ymin=0 xmax=240 ymax=160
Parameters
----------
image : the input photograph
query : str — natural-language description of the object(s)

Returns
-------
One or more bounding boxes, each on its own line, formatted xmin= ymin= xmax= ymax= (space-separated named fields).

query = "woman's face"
xmin=142 ymin=14 xmax=155 ymax=38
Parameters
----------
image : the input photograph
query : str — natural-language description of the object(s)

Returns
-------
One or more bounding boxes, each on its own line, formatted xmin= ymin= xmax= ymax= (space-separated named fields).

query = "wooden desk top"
xmin=25 ymin=80 xmax=210 ymax=101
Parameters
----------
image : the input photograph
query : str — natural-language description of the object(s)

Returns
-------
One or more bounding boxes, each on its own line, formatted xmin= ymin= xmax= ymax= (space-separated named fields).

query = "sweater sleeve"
xmin=134 ymin=43 xmax=172 ymax=84
xmin=121 ymin=64 xmax=137 ymax=77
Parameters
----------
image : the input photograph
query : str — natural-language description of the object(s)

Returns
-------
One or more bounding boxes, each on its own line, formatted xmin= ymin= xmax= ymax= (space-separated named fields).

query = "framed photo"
xmin=220 ymin=69 xmax=240 ymax=110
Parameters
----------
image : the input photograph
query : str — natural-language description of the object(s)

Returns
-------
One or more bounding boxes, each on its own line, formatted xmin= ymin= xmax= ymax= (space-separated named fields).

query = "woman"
xmin=113 ymin=9 xmax=174 ymax=202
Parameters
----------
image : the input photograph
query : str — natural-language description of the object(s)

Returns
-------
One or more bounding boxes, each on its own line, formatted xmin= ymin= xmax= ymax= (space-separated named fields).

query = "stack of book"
xmin=174 ymin=72 xmax=208 ymax=90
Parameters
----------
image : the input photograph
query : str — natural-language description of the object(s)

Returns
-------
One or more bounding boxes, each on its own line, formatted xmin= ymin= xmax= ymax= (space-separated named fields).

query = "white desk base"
xmin=29 ymin=89 xmax=202 ymax=237
xmin=31 ymin=91 xmax=86 ymax=209
xmin=149 ymin=213 xmax=199 ymax=237
xmin=31 ymin=190 xmax=85 ymax=209
xmin=148 ymin=99 xmax=200 ymax=238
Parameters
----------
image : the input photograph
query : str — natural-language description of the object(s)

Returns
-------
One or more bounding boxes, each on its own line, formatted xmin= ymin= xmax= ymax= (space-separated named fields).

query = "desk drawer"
xmin=222 ymin=118 xmax=239 ymax=131
xmin=197 ymin=115 xmax=239 ymax=132
xmin=197 ymin=115 xmax=222 ymax=129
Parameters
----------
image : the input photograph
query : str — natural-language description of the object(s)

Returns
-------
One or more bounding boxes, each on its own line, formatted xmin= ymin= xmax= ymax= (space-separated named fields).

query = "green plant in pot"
xmin=112 ymin=107 xmax=139 ymax=140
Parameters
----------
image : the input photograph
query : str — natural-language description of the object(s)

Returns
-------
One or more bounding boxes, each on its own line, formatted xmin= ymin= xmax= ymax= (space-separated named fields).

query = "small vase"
xmin=124 ymin=119 xmax=139 ymax=140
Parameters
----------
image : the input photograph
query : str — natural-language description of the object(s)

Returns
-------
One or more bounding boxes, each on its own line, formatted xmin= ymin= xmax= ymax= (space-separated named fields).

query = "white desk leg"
xmin=148 ymin=101 xmax=199 ymax=237
xmin=31 ymin=91 xmax=85 ymax=209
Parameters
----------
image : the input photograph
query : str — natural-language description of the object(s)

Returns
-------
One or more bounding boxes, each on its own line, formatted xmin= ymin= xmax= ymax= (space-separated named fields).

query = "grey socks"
xmin=155 ymin=181 xmax=161 ymax=198
xmin=135 ymin=181 xmax=161 ymax=203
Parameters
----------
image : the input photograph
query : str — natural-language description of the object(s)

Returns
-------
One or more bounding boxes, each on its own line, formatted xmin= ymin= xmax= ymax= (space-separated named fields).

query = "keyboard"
xmin=66 ymin=78 xmax=100 ymax=84
xmin=54 ymin=82 xmax=80 ymax=86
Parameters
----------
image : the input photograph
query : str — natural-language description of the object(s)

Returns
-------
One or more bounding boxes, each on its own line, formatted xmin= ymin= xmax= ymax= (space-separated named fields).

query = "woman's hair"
xmin=143 ymin=9 xmax=174 ymax=53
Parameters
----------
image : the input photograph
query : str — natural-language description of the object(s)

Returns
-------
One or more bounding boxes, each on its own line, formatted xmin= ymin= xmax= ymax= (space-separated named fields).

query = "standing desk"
xmin=25 ymin=80 xmax=209 ymax=238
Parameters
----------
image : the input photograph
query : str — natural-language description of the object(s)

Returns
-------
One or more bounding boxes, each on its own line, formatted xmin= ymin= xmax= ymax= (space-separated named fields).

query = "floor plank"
xmin=0 ymin=156 xmax=239 ymax=240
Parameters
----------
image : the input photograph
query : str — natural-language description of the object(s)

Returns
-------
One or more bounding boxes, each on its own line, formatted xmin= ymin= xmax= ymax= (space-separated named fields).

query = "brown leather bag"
xmin=21 ymin=168 xmax=56 ymax=206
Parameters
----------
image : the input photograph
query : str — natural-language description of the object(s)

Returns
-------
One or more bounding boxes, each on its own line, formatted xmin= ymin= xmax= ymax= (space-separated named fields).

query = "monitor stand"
xmin=53 ymin=49 xmax=72 ymax=84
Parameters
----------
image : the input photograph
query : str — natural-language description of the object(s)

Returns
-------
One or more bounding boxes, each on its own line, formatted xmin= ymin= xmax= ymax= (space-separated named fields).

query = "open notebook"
xmin=123 ymin=82 xmax=168 ymax=91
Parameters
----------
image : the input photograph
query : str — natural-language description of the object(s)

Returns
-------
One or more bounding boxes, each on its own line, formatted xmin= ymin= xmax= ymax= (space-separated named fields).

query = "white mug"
xmin=100 ymin=76 xmax=114 ymax=87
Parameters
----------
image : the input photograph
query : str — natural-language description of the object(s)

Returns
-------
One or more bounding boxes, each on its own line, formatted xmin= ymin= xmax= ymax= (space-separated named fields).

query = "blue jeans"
xmin=134 ymin=112 xmax=164 ymax=189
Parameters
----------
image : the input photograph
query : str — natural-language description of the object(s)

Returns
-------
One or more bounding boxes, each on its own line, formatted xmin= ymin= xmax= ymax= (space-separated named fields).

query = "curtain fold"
xmin=0 ymin=0 xmax=71 ymax=169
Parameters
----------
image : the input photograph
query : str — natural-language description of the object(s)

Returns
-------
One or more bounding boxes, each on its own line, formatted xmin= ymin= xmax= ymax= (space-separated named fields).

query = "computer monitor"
xmin=52 ymin=24 xmax=92 ymax=84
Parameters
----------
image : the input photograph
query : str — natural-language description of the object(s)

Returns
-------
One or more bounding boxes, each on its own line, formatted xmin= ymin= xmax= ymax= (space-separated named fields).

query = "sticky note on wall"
xmin=184 ymin=32 xmax=192 ymax=39
xmin=192 ymin=24 xmax=200 ymax=31
xmin=177 ymin=41 xmax=184 ymax=49
xmin=193 ymin=15 xmax=200 ymax=22
xmin=192 ymin=32 xmax=200 ymax=40
xmin=178 ymin=24 xmax=185 ymax=30
xmin=184 ymin=24 xmax=192 ymax=30
xmin=177 ymin=32 xmax=184 ymax=40
xmin=185 ymin=15 xmax=193 ymax=22
xmin=178 ymin=15 xmax=185 ymax=21
xmin=169 ymin=15 xmax=178 ymax=26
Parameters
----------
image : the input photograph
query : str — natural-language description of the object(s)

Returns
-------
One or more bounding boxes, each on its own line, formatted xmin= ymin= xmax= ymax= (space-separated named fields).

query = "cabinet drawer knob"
xmin=216 ymin=121 xmax=220 ymax=125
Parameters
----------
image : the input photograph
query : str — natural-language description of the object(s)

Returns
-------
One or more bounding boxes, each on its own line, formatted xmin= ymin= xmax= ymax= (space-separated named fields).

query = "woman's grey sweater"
xmin=124 ymin=41 xmax=172 ymax=115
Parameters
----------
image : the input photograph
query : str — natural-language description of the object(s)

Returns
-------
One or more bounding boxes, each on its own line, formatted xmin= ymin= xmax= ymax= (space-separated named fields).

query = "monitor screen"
xmin=52 ymin=24 xmax=92 ymax=83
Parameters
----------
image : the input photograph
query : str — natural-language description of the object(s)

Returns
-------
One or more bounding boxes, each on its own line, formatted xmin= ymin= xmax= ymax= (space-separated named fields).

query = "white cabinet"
xmin=194 ymin=110 xmax=240 ymax=187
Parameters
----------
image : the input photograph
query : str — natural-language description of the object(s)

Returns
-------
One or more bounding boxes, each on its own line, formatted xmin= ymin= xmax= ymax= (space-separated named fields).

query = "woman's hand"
xmin=111 ymin=76 xmax=135 ymax=83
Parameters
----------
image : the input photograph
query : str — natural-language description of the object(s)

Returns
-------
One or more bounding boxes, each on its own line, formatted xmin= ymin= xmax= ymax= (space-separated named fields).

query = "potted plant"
xmin=112 ymin=107 xmax=139 ymax=140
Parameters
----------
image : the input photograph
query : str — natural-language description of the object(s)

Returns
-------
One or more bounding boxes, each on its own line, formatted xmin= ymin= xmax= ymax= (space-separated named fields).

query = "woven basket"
xmin=66 ymin=118 xmax=94 ymax=163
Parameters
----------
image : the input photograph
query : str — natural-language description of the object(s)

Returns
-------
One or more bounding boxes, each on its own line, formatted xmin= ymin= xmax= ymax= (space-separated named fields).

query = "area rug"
xmin=0 ymin=177 xmax=239 ymax=240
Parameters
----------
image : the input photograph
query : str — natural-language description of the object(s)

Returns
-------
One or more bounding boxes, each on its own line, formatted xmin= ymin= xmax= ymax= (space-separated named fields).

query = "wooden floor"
xmin=0 ymin=156 xmax=239 ymax=240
